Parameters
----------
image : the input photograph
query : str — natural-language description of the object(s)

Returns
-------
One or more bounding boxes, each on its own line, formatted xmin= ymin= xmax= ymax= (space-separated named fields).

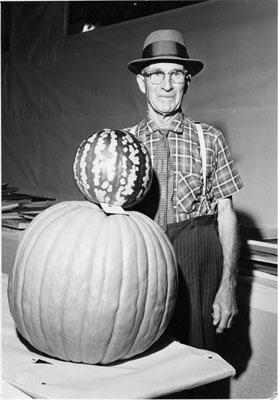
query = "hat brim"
xmin=127 ymin=56 xmax=204 ymax=76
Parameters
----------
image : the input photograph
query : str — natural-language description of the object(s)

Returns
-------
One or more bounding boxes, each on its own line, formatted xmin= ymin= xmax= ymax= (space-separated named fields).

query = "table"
xmin=2 ymin=272 xmax=235 ymax=399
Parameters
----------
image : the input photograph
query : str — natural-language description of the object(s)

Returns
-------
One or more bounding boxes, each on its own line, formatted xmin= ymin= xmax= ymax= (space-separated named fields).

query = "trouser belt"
xmin=166 ymin=214 xmax=217 ymax=235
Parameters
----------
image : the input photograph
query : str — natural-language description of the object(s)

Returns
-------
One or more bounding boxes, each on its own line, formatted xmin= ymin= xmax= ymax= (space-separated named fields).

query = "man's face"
xmin=136 ymin=62 xmax=187 ymax=116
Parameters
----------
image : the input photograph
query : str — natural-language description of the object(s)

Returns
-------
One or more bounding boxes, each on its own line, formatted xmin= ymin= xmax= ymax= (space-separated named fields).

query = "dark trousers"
xmin=166 ymin=215 xmax=223 ymax=352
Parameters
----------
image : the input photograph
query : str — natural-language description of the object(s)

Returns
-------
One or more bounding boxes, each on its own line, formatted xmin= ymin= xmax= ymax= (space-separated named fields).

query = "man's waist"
xmin=167 ymin=213 xmax=217 ymax=232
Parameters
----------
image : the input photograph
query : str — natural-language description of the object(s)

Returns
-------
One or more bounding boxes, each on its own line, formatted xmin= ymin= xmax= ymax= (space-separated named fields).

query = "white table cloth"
xmin=2 ymin=273 xmax=235 ymax=399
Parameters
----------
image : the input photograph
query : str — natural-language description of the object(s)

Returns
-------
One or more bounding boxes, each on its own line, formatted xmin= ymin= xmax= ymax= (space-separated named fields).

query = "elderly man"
xmin=124 ymin=29 xmax=243 ymax=352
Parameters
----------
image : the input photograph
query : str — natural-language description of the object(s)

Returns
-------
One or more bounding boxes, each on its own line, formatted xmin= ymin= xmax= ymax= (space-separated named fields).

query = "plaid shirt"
xmin=125 ymin=112 xmax=243 ymax=224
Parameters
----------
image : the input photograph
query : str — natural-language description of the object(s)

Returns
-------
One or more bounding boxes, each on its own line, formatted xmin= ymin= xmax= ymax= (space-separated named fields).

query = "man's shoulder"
xmin=182 ymin=114 xmax=218 ymax=132
xmin=186 ymin=117 xmax=223 ymax=140
xmin=122 ymin=117 xmax=148 ymax=137
xmin=200 ymin=123 xmax=222 ymax=139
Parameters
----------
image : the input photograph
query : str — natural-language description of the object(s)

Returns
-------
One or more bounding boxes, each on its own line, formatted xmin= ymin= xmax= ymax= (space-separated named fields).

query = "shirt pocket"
xmin=176 ymin=172 xmax=203 ymax=213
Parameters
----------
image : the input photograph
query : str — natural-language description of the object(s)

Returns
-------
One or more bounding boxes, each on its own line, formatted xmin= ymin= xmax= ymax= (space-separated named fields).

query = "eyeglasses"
xmin=142 ymin=69 xmax=190 ymax=85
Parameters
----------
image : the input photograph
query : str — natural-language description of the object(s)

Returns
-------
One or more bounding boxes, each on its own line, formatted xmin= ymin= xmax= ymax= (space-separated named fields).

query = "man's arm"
xmin=212 ymin=196 xmax=240 ymax=333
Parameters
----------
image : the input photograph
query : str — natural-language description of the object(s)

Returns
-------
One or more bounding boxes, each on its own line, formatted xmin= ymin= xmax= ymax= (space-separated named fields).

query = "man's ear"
xmin=136 ymin=74 xmax=146 ymax=94
xmin=183 ymin=83 xmax=189 ymax=95
xmin=183 ymin=74 xmax=191 ymax=94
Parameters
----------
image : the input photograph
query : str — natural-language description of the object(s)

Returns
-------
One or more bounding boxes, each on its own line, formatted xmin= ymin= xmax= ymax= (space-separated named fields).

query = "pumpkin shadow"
xmin=106 ymin=334 xmax=175 ymax=367
xmin=16 ymin=329 xmax=174 ymax=367
xmin=16 ymin=330 xmax=63 ymax=363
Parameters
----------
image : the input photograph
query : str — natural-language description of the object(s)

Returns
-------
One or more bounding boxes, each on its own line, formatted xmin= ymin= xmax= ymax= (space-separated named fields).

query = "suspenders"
xmin=195 ymin=122 xmax=207 ymax=198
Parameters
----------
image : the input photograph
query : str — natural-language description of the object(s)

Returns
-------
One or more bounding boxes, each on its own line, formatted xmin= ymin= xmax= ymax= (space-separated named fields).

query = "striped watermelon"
xmin=73 ymin=129 xmax=152 ymax=208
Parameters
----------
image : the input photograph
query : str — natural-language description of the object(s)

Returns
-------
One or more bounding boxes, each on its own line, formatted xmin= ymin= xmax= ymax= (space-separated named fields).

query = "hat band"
xmin=143 ymin=40 xmax=189 ymax=59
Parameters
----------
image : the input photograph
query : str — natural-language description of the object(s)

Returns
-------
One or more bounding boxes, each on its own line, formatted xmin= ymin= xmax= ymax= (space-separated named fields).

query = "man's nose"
xmin=161 ymin=73 xmax=173 ymax=90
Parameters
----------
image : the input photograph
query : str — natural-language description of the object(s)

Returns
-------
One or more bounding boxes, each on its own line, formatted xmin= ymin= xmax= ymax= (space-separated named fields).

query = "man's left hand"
xmin=212 ymin=284 xmax=238 ymax=333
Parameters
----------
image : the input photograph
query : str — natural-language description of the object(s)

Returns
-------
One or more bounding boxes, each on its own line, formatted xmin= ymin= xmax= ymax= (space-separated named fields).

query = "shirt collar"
xmin=142 ymin=111 xmax=185 ymax=136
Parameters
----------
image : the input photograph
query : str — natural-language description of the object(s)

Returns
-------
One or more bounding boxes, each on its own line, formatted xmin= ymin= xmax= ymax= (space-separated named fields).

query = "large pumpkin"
xmin=8 ymin=201 xmax=177 ymax=365
xmin=73 ymin=129 xmax=152 ymax=207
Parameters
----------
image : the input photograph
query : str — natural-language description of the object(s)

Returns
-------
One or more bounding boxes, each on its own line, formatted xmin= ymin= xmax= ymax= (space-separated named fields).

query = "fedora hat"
xmin=127 ymin=29 xmax=204 ymax=76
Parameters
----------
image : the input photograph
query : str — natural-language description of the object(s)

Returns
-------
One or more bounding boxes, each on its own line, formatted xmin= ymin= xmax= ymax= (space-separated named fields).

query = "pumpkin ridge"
xmin=78 ymin=210 xmax=106 ymax=363
xmin=125 ymin=215 xmax=146 ymax=346
xmin=121 ymin=214 xmax=150 ymax=357
xmin=14 ymin=207 xmax=70 ymax=351
xmin=91 ymin=216 xmax=116 ymax=363
xmin=125 ymin=213 xmax=163 ymax=351
xmin=126 ymin=212 xmax=177 ymax=355
xmin=135 ymin=213 xmax=177 ymax=333
xmin=47 ymin=205 xmax=99 ymax=359
xmin=122 ymin=214 xmax=160 ymax=357
xmin=63 ymin=204 xmax=104 ymax=361
xmin=11 ymin=259 xmax=31 ymax=345
xmin=38 ymin=206 xmax=84 ymax=359
xmin=125 ymin=215 xmax=150 ymax=355
xmin=148 ymin=225 xmax=166 ymax=342
xmin=37 ymin=239 xmax=58 ymax=356
xmin=65 ymin=206 xmax=106 ymax=362
xmin=103 ymin=214 xmax=144 ymax=362
xmin=85 ymin=214 xmax=117 ymax=363
xmin=101 ymin=215 xmax=125 ymax=362
xmin=12 ymin=214 xmax=52 ymax=353
xmin=109 ymin=213 xmax=149 ymax=363
xmin=9 ymin=236 xmax=33 ymax=343
xmin=24 ymin=204 xmax=92 ymax=359
xmin=146 ymin=223 xmax=170 ymax=340
xmin=101 ymin=216 xmax=119 ymax=362
xmin=56 ymin=203 xmax=106 ymax=363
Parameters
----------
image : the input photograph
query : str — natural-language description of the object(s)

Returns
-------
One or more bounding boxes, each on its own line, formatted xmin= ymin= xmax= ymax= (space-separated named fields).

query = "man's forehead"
xmin=144 ymin=62 xmax=185 ymax=72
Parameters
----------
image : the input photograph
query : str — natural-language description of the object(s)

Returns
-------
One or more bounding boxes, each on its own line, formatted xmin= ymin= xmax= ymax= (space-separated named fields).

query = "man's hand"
xmin=212 ymin=283 xmax=238 ymax=333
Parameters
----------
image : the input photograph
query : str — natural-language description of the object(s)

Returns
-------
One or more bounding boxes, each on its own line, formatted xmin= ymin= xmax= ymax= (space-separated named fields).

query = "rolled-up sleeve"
xmin=212 ymin=131 xmax=244 ymax=199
